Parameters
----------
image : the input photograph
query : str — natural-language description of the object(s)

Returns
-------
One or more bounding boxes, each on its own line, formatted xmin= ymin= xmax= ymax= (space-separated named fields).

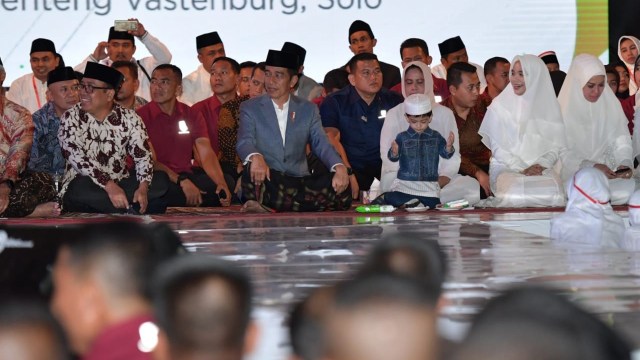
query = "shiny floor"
xmin=158 ymin=209 xmax=640 ymax=359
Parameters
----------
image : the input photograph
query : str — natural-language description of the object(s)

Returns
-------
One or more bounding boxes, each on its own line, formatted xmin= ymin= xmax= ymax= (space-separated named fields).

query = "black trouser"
xmin=352 ymin=162 xmax=382 ymax=191
xmin=241 ymin=165 xmax=352 ymax=212
xmin=161 ymin=167 xmax=234 ymax=207
xmin=63 ymin=171 xmax=169 ymax=214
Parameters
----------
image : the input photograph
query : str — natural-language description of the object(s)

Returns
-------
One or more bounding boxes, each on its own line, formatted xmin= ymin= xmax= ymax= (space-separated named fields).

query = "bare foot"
xmin=241 ymin=200 xmax=269 ymax=213
xmin=27 ymin=202 xmax=61 ymax=218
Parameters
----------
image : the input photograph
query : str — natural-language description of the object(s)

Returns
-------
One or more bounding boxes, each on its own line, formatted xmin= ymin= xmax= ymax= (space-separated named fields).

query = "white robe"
xmin=6 ymin=73 xmax=47 ymax=114
xmin=623 ymin=190 xmax=640 ymax=250
xmin=479 ymin=54 xmax=566 ymax=207
xmin=551 ymin=167 xmax=624 ymax=248
xmin=379 ymin=61 xmax=480 ymax=205
xmin=74 ymin=31 xmax=172 ymax=101
xmin=180 ymin=64 xmax=212 ymax=106
xmin=559 ymin=54 xmax=635 ymax=205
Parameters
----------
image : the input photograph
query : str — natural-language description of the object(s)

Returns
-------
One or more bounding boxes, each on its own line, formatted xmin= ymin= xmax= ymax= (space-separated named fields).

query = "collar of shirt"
xmin=406 ymin=127 xmax=433 ymax=137
xmin=149 ymin=100 xmax=187 ymax=120
xmin=347 ymin=85 xmax=381 ymax=108
xmin=271 ymin=97 xmax=290 ymax=146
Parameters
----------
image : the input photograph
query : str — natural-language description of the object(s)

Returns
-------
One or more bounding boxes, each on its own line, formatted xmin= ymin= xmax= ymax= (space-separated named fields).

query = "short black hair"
xmin=347 ymin=52 xmax=379 ymax=74
xmin=153 ymin=64 xmax=183 ymax=83
xmin=212 ymin=56 xmax=241 ymax=74
xmin=447 ymin=62 xmax=478 ymax=88
xmin=356 ymin=233 xmax=447 ymax=301
xmin=288 ymin=287 xmax=334 ymax=360
xmin=0 ymin=299 xmax=68 ymax=359
xmin=483 ymin=56 xmax=509 ymax=77
xmin=251 ymin=62 xmax=266 ymax=79
xmin=239 ymin=61 xmax=257 ymax=70
xmin=64 ymin=221 xmax=184 ymax=300
xmin=400 ymin=38 xmax=429 ymax=58
xmin=111 ymin=60 xmax=139 ymax=80
xmin=153 ymin=254 xmax=252 ymax=356
xmin=322 ymin=68 xmax=350 ymax=93
xmin=454 ymin=287 xmax=632 ymax=360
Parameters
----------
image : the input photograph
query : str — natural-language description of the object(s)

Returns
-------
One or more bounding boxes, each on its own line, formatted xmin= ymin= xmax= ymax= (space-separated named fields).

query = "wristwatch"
xmin=346 ymin=167 xmax=353 ymax=176
xmin=176 ymin=174 xmax=188 ymax=185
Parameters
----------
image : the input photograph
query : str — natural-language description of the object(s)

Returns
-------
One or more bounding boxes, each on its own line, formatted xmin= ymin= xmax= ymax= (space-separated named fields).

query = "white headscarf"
xmin=622 ymin=190 xmax=640 ymax=250
xmin=479 ymin=54 xmax=566 ymax=167
xmin=400 ymin=61 xmax=435 ymax=104
xmin=558 ymin=54 xmax=631 ymax=175
xmin=550 ymin=167 xmax=624 ymax=248
xmin=618 ymin=35 xmax=640 ymax=95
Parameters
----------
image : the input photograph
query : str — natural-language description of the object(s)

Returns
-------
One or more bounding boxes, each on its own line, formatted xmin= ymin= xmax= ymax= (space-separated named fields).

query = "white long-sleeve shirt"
xmin=179 ymin=65 xmax=211 ymax=106
xmin=75 ymin=31 xmax=172 ymax=101
xmin=6 ymin=73 xmax=47 ymax=114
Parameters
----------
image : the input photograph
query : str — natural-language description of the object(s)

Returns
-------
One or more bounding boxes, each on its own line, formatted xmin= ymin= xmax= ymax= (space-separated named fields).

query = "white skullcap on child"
xmin=404 ymin=93 xmax=432 ymax=116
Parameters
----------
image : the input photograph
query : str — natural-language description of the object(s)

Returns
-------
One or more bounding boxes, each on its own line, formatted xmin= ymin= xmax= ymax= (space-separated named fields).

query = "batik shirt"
xmin=0 ymin=97 xmax=33 ymax=182
xmin=58 ymin=103 xmax=153 ymax=197
xmin=28 ymin=102 xmax=65 ymax=176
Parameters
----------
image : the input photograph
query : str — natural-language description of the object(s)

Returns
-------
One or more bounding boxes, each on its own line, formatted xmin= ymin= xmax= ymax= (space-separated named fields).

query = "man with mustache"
xmin=320 ymin=53 xmax=403 ymax=199
xmin=6 ymin=38 xmax=60 ymax=113
xmin=75 ymin=19 xmax=172 ymax=101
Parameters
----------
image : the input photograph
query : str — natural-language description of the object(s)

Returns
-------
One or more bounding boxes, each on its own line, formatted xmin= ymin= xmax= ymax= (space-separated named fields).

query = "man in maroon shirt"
xmin=192 ymin=57 xmax=240 ymax=155
xmin=390 ymin=38 xmax=450 ymax=100
xmin=137 ymin=64 xmax=231 ymax=207
xmin=478 ymin=57 xmax=510 ymax=111
xmin=440 ymin=62 xmax=491 ymax=198
xmin=50 ymin=222 xmax=183 ymax=360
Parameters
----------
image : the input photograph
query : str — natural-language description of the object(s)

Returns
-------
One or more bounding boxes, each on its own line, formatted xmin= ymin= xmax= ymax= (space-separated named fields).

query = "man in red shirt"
xmin=51 ymin=222 xmax=183 ymax=360
xmin=137 ymin=64 xmax=231 ymax=207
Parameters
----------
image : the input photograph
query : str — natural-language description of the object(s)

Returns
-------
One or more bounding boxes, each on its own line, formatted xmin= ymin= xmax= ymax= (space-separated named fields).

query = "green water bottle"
xmin=355 ymin=205 xmax=395 ymax=213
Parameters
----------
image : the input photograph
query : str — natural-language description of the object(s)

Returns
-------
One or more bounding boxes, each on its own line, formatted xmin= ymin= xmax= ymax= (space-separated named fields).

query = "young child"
xmin=384 ymin=93 xmax=455 ymax=208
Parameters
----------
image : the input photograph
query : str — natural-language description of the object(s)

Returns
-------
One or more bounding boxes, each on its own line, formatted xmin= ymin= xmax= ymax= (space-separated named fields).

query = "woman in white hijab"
xmin=623 ymin=190 xmax=640 ymax=250
xmin=379 ymin=61 xmax=480 ymax=205
xmin=618 ymin=35 xmax=640 ymax=95
xmin=559 ymin=54 xmax=635 ymax=205
xmin=551 ymin=167 xmax=624 ymax=248
xmin=478 ymin=54 xmax=566 ymax=207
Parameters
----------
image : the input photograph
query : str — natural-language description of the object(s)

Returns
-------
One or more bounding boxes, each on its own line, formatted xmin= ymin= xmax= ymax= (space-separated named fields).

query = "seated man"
xmin=238 ymin=60 xmax=256 ymax=97
xmin=58 ymin=62 xmax=169 ymax=214
xmin=152 ymin=255 xmax=258 ymax=360
xmin=51 ymin=222 xmax=183 ymax=360
xmin=137 ymin=64 xmax=231 ymax=207
xmin=6 ymin=38 xmax=60 ymax=113
xmin=320 ymin=53 xmax=404 ymax=198
xmin=431 ymin=36 xmax=487 ymax=93
xmin=237 ymin=50 xmax=351 ymax=212
xmin=0 ymin=63 xmax=58 ymax=218
xmin=441 ymin=62 xmax=492 ymax=198
xmin=478 ymin=57 xmax=510 ymax=110
xmin=111 ymin=61 xmax=148 ymax=110
xmin=75 ymin=20 xmax=172 ymax=100
xmin=181 ymin=31 xmax=226 ymax=105
xmin=29 ymin=66 xmax=79 ymax=178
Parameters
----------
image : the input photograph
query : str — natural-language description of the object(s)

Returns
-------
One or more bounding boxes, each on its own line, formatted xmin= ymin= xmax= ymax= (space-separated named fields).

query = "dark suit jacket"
xmin=237 ymin=94 xmax=342 ymax=177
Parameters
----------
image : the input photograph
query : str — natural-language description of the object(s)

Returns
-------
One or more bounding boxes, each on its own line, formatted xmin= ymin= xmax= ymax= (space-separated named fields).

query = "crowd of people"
xmin=1 ymin=220 xmax=633 ymax=360
xmin=1 ymin=19 xmax=640 ymax=216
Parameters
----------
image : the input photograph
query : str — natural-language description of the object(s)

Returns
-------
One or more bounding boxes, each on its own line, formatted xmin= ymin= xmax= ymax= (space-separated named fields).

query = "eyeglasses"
xmin=79 ymin=83 xmax=112 ymax=94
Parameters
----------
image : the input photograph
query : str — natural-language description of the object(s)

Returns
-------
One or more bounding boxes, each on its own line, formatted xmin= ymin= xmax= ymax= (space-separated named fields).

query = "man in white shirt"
xmin=6 ymin=38 xmax=60 ymax=113
xmin=431 ymin=36 xmax=486 ymax=92
xmin=74 ymin=19 xmax=172 ymax=101
xmin=180 ymin=31 xmax=226 ymax=106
